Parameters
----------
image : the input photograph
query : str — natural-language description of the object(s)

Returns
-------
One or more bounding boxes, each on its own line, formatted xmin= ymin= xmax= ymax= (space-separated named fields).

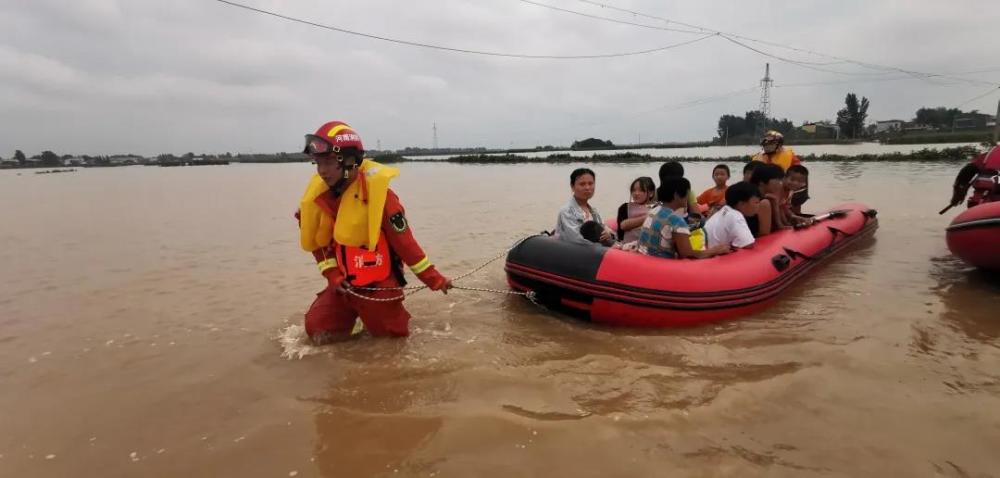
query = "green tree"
xmin=915 ymin=107 xmax=961 ymax=128
xmin=39 ymin=150 xmax=61 ymax=166
xmin=836 ymin=93 xmax=870 ymax=138
xmin=571 ymin=138 xmax=614 ymax=149
xmin=14 ymin=149 xmax=26 ymax=165
xmin=717 ymin=114 xmax=749 ymax=140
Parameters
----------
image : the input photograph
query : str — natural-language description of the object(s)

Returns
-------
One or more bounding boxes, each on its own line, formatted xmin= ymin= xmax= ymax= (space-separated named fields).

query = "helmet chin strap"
xmin=330 ymin=163 xmax=359 ymax=196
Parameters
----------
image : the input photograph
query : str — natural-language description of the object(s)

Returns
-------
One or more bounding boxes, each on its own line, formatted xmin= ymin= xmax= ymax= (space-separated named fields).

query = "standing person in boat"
xmin=296 ymin=120 xmax=452 ymax=344
xmin=637 ymin=177 xmax=731 ymax=259
xmin=948 ymin=145 xmax=1000 ymax=209
xmin=752 ymin=130 xmax=808 ymax=214
xmin=615 ymin=177 xmax=657 ymax=242
xmin=748 ymin=163 xmax=789 ymax=237
xmin=555 ymin=168 xmax=614 ymax=246
xmin=752 ymin=130 xmax=801 ymax=172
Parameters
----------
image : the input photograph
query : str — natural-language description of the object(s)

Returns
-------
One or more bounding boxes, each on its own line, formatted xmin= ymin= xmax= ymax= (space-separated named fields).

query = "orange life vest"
xmin=752 ymin=147 xmax=797 ymax=171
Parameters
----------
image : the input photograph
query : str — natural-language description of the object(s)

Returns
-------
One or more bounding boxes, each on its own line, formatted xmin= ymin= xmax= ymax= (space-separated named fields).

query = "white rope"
xmin=343 ymin=234 xmax=543 ymax=302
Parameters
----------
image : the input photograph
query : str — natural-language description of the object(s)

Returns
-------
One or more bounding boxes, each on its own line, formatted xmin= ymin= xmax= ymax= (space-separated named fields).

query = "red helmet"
xmin=304 ymin=120 xmax=365 ymax=157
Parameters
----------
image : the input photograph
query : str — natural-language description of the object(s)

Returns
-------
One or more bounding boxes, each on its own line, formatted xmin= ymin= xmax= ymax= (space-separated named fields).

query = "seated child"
xmin=658 ymin=161 xmax=698 ymax=213
xmin=749 ymin=163 xmax=788 ymax=236
xmin=616 ymin=177 xmax=657 ymax=243
xmin=637 ymin=177 xmax=731 ymax=260
xmin=697 ymin=164 xmax=731 ymax=213
xmin=704 ymin=181 xmax=760 ymax=249
xmin=775 ymin=164 xmax=813 ymax=226
xmin=785 ymin=164 xmax=811 ymax=216
xmin=580 ymin=220 xmax=615 ymax=247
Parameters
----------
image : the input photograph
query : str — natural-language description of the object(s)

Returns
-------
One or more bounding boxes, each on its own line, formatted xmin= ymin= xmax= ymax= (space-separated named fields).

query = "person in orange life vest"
xmin=949 ymin=145 xmax=1000 ymax=209
xmin=751 ymin=130 xmax=802 ymax=172
xmin=296 ymin=120 xmax=451 ymax=343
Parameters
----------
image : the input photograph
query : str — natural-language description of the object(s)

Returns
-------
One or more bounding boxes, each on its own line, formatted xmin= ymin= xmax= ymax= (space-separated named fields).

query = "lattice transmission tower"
xmin=756 ymin=63 xmax=773 ymax=138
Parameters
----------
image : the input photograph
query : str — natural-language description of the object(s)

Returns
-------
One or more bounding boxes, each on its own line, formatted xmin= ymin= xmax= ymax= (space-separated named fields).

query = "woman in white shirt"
xmin=555 ymin=168 xmax=614 ymax=246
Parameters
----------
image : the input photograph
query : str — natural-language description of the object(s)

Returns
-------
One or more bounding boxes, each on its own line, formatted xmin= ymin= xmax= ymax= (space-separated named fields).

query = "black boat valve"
xmin=771 ymin=254 xmax=791 ymax=272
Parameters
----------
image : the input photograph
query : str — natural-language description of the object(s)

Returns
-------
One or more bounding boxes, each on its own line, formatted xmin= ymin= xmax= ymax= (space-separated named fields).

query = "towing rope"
xmin=342 ymin=235 xmax=541 ymax=303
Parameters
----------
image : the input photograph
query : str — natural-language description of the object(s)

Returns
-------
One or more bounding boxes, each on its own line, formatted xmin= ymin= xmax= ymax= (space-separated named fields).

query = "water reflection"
xmin=314 ymin=409 xmax=443 ymax=477
xmin=310 ymin=362 xmax=457 ymax=477
xmin=831 ymin=161 xmax=864 ymax=181
xmin=928 ymin=255 xmax=1000 ymax=344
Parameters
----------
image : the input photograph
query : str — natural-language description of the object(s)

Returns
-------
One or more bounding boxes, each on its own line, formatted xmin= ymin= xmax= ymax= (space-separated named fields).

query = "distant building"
xmin=0 ymin=158 xmax=19 ymax=168
xmin=954 ymin=112 xmax=992 ymax=129
xmin=875 ymin=120 xmax=905 ymax=134
xmin=108 ymin=155 xmax=142 ymax=165
xmin=903 ymin=122 xmax=932 ymax=132
xmin=64 ymin=157 xmax=85 ymax=166
xmin=800 ymin=121 xmax=839 ymax=139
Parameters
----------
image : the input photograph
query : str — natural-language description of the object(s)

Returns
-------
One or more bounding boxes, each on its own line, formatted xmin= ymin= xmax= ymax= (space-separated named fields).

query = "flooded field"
xmin=1 ymin=159 xmax=998 ymax=477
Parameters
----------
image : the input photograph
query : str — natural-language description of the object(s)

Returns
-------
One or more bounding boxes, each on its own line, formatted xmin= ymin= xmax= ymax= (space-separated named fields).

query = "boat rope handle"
xmin=827 ymin=226 xmax=853 ymax=238
xmin=782 ymin=246 xmax=818 ymax=262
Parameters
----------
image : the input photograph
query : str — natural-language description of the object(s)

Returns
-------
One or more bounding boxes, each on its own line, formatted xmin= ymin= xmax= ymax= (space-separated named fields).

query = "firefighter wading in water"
xmin=297 ymin=121 xmax=452 ymax=343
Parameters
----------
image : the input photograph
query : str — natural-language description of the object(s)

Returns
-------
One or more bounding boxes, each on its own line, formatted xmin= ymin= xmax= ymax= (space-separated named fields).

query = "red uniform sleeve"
xmin=791 ymin=154 xmax=802 ymax=167
xmin=381 ymin=190 xmax=448 ymax=289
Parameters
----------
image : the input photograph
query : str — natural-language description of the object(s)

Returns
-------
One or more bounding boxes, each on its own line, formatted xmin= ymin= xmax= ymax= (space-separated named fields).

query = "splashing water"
xmin=275 ymin=324 xmax=326 ymax=360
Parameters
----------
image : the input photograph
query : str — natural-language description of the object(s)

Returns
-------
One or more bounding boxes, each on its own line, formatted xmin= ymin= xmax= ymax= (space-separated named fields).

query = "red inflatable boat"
xmin=946 ymin=201 xmax=1000 ymax=271
xmin=506 ymin=203 xmax=878 ymax=327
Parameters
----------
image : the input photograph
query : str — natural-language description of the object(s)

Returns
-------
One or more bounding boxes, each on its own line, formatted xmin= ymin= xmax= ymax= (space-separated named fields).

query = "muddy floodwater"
xmin=1 ymin=159 xmax=998 ymax=477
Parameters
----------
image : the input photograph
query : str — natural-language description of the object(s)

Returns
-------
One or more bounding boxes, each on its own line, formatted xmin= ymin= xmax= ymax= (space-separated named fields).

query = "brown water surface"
xmin=1 ymin=161 xmax=998 ymax=477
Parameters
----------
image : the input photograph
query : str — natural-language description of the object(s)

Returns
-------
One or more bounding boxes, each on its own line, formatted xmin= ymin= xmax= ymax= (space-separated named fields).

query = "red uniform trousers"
xmin=304 ymin=275 xmax=411 ymax=339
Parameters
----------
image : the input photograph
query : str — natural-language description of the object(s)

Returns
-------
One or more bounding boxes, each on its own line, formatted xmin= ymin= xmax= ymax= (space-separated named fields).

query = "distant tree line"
xmin=716 ymin=111 xmax=796 ymax=142
xmin=571 ymin=138 xmax=615 ymax=150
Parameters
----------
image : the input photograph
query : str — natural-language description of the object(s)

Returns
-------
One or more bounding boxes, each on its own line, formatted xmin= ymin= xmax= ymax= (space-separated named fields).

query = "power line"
xmin=574 ymin=0 xmax=701 ymax=31
xmin=517 ymin=0 xmax=704 ymax=34
xmin=957 ymin=85 xmax=1000 ymax=108
xmin=717 ymin=35 xmax=887 ymax=76
xmin=508 ymin=84 xmax=760 ymax=138
xmin=213 ymin=0 xmax=714 ymax=60
xmin=775 ymin=75 xmax=928 ymax=88
xmin=567 ymin=0 xmax=995 ymax=86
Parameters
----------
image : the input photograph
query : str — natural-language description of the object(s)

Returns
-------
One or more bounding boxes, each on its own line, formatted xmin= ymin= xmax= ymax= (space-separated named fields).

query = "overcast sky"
xmin=2 ymin=0 xmax=998 ymax=156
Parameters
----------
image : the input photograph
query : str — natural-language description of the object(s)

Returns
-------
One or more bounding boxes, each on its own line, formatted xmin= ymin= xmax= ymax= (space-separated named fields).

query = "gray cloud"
xmin=1 ymin=0 xmax=998 ymax=156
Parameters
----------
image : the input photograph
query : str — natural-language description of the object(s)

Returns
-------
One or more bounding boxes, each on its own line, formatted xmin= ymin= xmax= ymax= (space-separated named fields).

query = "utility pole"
xmin=432 ymin=122 xmax=438 ymax=150
xmin=756 ymin=63 xmax=773 ymax=139
xmin=376 ymin=138 xmax=381 ymax=151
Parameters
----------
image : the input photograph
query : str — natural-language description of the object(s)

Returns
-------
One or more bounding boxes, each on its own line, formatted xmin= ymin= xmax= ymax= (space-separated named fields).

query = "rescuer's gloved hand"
xmin=417 ymin=267 xmax=453 ymax=295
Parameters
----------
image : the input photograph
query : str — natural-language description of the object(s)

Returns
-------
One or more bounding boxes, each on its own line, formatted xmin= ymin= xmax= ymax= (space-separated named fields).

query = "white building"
xmin=875 ymin=120 xmax=904 ymax=134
